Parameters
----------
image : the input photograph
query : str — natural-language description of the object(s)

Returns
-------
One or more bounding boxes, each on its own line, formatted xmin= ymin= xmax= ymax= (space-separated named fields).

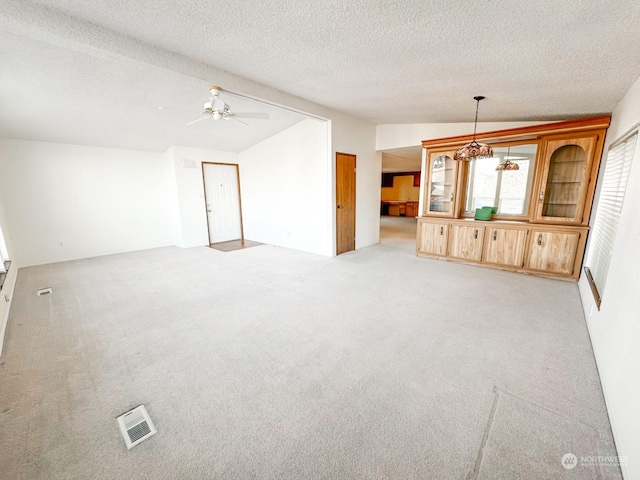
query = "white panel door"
xmin=203 ymin=163 xmax=242 ymax=243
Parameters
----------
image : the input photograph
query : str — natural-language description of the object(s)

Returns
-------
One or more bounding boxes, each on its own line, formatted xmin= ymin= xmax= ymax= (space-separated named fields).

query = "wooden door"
xmin=448 ymin=224 xmax=485 ymax=262
xmin=417 ymin=220 xmax=449 ymax=256
xmin=203 ymin=163 xmax=243 ymax=244
xmin=525 ymin=230 xmax=580 ymax=275
xmin=336 ymin=153 xmax=356 ymax=254
xmin=483 ymin=227 xmax=528 ymax=267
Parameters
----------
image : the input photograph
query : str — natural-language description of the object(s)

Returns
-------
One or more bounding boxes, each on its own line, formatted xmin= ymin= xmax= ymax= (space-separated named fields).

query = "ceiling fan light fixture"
xmin=187 ymin=84 xmax=270 ymax=127
xmin=454 ymin=96 xmax=493 ymax=162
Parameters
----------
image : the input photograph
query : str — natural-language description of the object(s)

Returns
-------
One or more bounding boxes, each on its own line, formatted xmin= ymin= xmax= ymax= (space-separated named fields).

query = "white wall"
xmin=376 ymin=121 xmax=552 ymax=151
xmin=332 ymin=115 xmax=379 ymax=251
xmin=0 ymin=139 xmax=173 ymax=267
xmin=579 ymin=75 xmax=640 ymax=480
xmin=239 ymin=118 xmax=331 ymax=256
xmin=164 ymin=146 xmax=239 ymax=248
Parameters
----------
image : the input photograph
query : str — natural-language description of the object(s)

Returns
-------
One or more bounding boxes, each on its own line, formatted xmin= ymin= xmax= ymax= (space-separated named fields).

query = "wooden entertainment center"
xmin=416 ymin=116 xmax=610 ymax=281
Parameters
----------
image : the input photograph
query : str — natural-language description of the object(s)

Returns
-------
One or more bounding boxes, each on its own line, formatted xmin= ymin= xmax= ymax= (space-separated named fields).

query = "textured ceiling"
xmin=1 ymin=0 xmax=640 ymax=151
xmin=0 ymin=27 xmax=310 ymax=152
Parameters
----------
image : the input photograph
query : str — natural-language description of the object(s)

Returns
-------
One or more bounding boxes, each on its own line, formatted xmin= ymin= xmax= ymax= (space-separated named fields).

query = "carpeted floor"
xmin=379 ymin=215 xmax=417 ymax=253
xmin=0 ymin=241 xmax=621 ymax=479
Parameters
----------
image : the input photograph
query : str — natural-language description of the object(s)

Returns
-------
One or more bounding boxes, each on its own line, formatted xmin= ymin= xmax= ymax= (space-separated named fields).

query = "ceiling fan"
xmin=187 ymin=85 xmax=270 ymax=126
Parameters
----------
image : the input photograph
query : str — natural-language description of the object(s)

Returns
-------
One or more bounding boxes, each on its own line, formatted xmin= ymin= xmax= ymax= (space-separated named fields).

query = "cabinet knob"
xmin=440 ymin=226 xmax=444 ymax=235
xmin=537 ymin=233 xmax=543 ymax=246
xmin=493 ymin=230 xmax=497 ymax=241
xmin=474 ymin=229 xmax=478 ymax=239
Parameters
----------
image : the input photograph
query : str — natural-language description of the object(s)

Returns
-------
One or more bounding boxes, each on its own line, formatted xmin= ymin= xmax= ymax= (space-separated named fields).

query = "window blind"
xmin=585 ymin=130 xmax=638 ymax=304
xmin=0 ymin=225 xmax=8 ymax=273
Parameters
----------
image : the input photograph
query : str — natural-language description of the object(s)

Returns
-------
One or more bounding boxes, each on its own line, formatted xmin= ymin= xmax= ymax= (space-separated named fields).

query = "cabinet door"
xmin=448 ymin=224 xmax=484 ymax=262
xmin=525 ymin=230 xmax=580 ymax=275
xmin=417 ymin=221 xmax=449 ymax=256
xmin=533 ymin=135 xmax=597 ymax=224
xmin=406 ymin=202 xmax=418 ymax=217
xmin=483 ymin=227 xmax=528 ymax=267
xmin=425 ymin=152 xmax=459 ymax=217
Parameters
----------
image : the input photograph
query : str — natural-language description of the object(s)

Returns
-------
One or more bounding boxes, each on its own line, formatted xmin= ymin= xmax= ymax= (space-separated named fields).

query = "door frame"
xmin=201 ymin=162 xmax=245 ymax=245
xmin=336 ymin=152 xmax=356 ymax=255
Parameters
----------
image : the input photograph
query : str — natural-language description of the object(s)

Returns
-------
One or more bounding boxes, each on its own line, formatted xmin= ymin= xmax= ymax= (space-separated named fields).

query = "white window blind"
xmin=585 ymin=130 xmax=638 ymax=304
xmin=0 ymin=225 xmax=8 ymax=273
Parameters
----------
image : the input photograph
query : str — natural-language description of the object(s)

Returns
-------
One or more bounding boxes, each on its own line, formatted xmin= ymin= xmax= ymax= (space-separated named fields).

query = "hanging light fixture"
xmin=496 ymin=146 xmax=520 ymax=171
xmin=453 ymin=96 xmax=493 ymax=161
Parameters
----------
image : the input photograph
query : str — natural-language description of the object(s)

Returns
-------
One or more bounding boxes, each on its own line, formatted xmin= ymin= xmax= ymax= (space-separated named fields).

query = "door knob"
xmin=337 ymin=205 xmax=342 ymax=209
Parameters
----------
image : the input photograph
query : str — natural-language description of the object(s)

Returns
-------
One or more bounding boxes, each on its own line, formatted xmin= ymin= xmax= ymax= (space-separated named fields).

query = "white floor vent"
xmin=116 ymin=405 xmax=157 ymax=449
xmin=36 ymin=288 xmax=52 ymax=296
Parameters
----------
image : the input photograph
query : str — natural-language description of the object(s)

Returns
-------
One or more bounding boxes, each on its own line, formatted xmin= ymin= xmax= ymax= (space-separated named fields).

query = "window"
xmin=465 ymin=144 xmax=537 ymax=215
xmin=585 ymin=129 xmax=638 ymax=306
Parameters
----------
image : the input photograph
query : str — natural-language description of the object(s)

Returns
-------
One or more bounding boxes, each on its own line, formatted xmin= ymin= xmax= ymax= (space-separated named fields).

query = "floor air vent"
xmin=116 ymin=405 xmax=157 ymax=449
xmin=36 ymin=288 xmax=52 ymax=296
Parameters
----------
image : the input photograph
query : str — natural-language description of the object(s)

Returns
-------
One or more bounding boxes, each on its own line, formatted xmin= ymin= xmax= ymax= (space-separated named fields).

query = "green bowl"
xmin=475 ymin=208 xmax=492 ymax=221
xmin=482 ymin=206 xmax=498 ymax=214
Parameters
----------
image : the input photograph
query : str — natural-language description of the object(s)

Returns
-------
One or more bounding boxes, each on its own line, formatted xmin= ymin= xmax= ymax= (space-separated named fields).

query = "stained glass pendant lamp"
xmin=496 ymin=146 xmax=520 ymax=171
xmin=453 ymin=96 xmax=493 ymax=161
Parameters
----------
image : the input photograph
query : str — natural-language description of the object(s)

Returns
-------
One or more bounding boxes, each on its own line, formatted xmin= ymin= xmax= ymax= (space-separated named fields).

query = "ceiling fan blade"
xmin=186 ymin=115 xmax=211 ymax=126
xmin=229 ymin=115 xmax=249 ymax=126
xmin=233 ymin=112 xmax=270 ymax=120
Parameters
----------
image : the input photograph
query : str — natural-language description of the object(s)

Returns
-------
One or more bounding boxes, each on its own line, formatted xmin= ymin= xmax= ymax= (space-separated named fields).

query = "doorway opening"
xmin=379 ymin=146 xmax=422 ymax=251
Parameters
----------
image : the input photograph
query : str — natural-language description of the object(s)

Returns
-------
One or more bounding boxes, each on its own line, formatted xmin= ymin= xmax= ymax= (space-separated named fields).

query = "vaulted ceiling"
xmin=1 ymin=0 xmax=639 ymax=152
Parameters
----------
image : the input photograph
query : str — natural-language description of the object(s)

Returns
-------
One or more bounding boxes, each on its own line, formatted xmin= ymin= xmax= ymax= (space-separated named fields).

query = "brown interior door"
xmin=336 ymin=152 xmax=356 ymax=255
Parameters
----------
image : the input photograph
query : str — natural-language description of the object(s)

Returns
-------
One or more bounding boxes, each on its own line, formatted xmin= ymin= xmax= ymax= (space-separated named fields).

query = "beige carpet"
xmin=0 ymin=242 xmax=621 ymax=479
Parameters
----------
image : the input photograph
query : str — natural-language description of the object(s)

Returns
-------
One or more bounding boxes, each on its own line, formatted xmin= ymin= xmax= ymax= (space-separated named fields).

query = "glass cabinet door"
xmin=425 ymin=152 xmax=458 ymax=217
xmin=534 ymin=135 xmax=597 ymax=224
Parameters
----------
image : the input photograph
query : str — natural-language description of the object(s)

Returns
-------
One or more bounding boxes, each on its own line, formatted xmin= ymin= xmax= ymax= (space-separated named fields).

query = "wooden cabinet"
xmin=424 ymin=151 xmax=459 ymax=217
xmin=405 ymin=201 xmax=418 ymax=217
xmin=483 ymin=227 xmax=528 ymax=267
xmin=417 ymin=220 xmax=448 ymax=256
xmin=416 ymin=219 xmax=587 ymax=280
xmin=525 ymin=229 xmax=581 ymax=276
xmin=448 ymin=224 xmax=484 ymax=262
xmin=532 ymin=134 xmax=600 ymax=224
xmin=416 ymin=116 xmax=609 ymax=281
